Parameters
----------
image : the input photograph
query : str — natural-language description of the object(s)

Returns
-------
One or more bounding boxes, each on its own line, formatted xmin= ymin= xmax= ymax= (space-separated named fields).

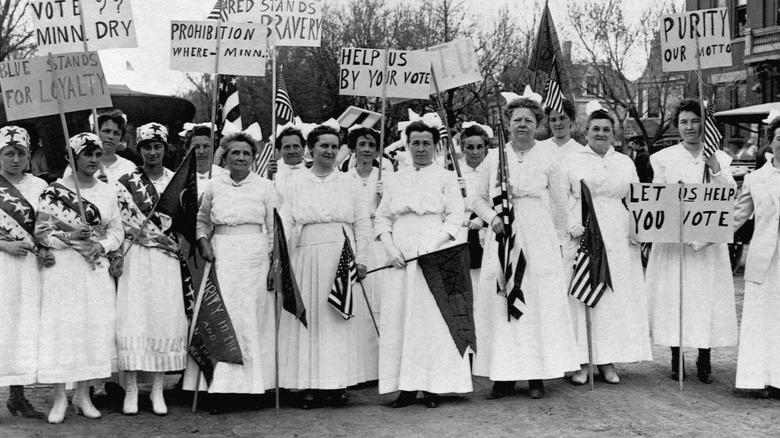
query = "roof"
xmin=714 ymin=102 xmax=780 ymax=125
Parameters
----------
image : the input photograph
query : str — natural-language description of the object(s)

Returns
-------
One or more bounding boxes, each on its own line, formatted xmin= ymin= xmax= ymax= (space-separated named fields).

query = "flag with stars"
xmin=328 ymin=231 xmax=357 ymax=320
xmin=217 ymin=75 xmax=242 ymax=135
xmin=703 ymin=100 xmax=722 ymax=160
xmin=541 ymin=54 xmax=565 ymax=116
xmin=569 ymin=181 xmax=612 ymax=308
xmin=0 ymin=174 xmax=36 ymax=246
xmin=35 ymin=182 xmax=105 ymax=261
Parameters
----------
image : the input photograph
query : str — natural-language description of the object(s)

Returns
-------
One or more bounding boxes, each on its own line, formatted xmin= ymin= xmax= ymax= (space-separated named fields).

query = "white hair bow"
xmin=501 ymin=85 xmax=542 ymax=104
xmin=586 ymin=100 xmax=607 ymax=116
xmin=222 ymin=120 xmax=263 ymax=142
xmin=179 ymin=122 xmax=214 ymax=139
xmin=763 ymin=109 xmax=780 ymax=125
xmin=462 ymin=121 xmax=494 ymax=138
xmin=406 ymin=109 xmax=443 ymax=130
xmin=317 ymin=118 xmax=342 ymax=133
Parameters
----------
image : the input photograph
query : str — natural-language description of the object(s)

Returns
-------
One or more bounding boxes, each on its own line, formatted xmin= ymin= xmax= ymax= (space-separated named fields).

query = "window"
xmin=585 ymin=76 xmax=600 ymax=96
xmin=647 ymin=88 xmax=660 ymax=118
xmin=734 ymin=0 xmax=747 ymax=37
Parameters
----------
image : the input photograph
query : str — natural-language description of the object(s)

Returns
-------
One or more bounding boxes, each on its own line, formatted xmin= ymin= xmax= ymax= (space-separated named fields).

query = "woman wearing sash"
xmin=278 ymin=120 xmax=371 ymax=409
xmin=115 ymin=123 xmax=190 ymax=416
xmin=646 ymin=99 xmax=737 ymax=383
xmin=0 ymin=126 xmax=52 ymax=420
xmin=36 ymin=133 xmax=124 ymax=424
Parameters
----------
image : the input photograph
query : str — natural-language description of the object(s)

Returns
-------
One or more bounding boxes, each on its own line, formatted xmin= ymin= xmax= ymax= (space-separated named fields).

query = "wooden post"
xmin=377 ymin=49 xmax=389 ymax=181
xmin=585 ymin=305 xmax=595 ymax=391
xmin=430 ymin=67 xmax=466 ymax=197
xmin=695 ymin=32 xmax=710 ymax=184
xmin=678 ymin=181 xmax=685 ymax=391
xmin=208 ymin=6 xmax=226 ymax=180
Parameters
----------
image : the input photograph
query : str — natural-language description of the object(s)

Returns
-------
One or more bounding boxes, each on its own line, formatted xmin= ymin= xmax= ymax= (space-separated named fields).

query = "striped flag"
xmin=541 ymin=55 xmax=565 ymax=116
xmin=251 ymin=143 xmax=275 ymax=176
xmin=328 ymin=230 xmax=357 ymax=320
xmin=702 ymin=101 xmax=722 ymax=160
xmin=569 ymin=181 xmax=612 ymax=308
xmin=275 ymin=72 xmax=295 ymax=123
xmin=217 ymin=75 xmax=242 ymax=133
xmin=207 ymin=0 xmax=228 ymax=21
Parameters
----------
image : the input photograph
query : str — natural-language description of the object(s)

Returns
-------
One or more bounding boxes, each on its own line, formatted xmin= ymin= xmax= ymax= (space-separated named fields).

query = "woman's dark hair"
xmin=587 ymin=109 xmax=615 ymax=130
xmin=274 ymin=127 xmax=305 ymax=150
xmin=766 ymin=120 xmax=780 ymax=143
xmin=184 ymin=125 xmax=213 ymax=149
xmin=673 ymin=99 xmax=702 ymax=127
xmin=306 ymin=125 xmax=340 ymax=149
xmin=72 ymin=143 xmax=102 ymax=171
xmin=347 ymin=127 xmax=380 ymax=150
xmin=545 ymin=98 xmax=576 ymax=120
xmin=97 ymin=109 xmax=127 ymax=137
xmin=404 ymin=120 xmax=440 ymax=145
xmin=504 ymin=98 xmax=544 ymax=124
xmin=220 ymin=132 xmax=259 ymax=157
xmin=462 ymin=125 xmax=490 ymax=145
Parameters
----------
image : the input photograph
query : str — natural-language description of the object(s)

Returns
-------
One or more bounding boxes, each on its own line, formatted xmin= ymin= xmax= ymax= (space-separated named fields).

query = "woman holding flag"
xmin=646 ymin=99 xmax=737 ymax=383
xmin=0 ymin=126 xmax=53 ymax=420
xmin=36 ymin=133 xmax=124 ymax=424
xmin=562 ymin=102 xmax=652 ymax=385
xmin=471 ymin=91 xmax=578 ymax=400
xmin=278 ymin=120 xmax=371 ymax=409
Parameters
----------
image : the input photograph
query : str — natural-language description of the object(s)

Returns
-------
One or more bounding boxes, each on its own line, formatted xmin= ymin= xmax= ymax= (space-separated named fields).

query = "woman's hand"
xmin=457 ymin=177 xmax=467 ymax=192
xmin=688 ymin=241 xmax=712 ymax=252
xmin=705 ymin=153 xmax=721 ymax=174
xmin=357 ymin=264 xmax=367 ymax=281
xmin=629 ymin=238 xmax=640 ymax=246
xmin=267 ymin=260 xmax=276 ymax=291
xmin=375 ymin=180 xmax=384 ymax=195
xmin=85 ymin=241 xmax=105 ymax=259
xmin=109 ymin=254 xmax=124 ymax=277
xmin=0 ymin=240 xmax=33 ymax=257
xmin=569 ymin=224 xmax=585 ymax=239
xmin=490 ymin=216 xmax=505 ymax=235
xmin=70 ymin=227 xmax=93 ymax=241
xmin=386 ymin=245 xmax=406 ymax=268
xmin=468 ymin=217 xmax=484 ymax=230
xmin=198 ymin=238 xmax=215 ymax=262
xmin=38 ymin=247 xmax=55 ymax=268
xmin=266 ymin=158 xmax=278 ymax=177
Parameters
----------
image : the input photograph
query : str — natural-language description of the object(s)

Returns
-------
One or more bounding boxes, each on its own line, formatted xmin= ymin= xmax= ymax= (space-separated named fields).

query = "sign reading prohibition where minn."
xmin=627 ymin=183 xmax=736 ymax=243
xmin=170 ymin=21 xmax=268 ymax=77
xmin=659 ymin=7 xmax=732 ymax=72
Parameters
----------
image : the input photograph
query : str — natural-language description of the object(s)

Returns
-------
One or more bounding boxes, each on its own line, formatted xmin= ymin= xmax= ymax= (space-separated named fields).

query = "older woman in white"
xmin=278 ymin=120 xmax=371 ymax=409
xmin=36 ymin=133 xmax=124 ymax=424
xmin=472 ymin=95 xmax=578 ymax=400
xmin=0 ymin=126 xmax=52 ymax=419
xmin=646 ymin=99 xmax=737 ymax=383
xmin=734 ymin=116 xmax=780 ymax=393
xmin=562 ymin=103 xmax=652 ymax=385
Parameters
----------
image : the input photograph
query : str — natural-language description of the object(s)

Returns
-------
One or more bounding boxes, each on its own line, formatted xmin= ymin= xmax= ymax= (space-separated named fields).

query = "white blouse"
xmin=650 ymin=143 xmax=735 ymax=185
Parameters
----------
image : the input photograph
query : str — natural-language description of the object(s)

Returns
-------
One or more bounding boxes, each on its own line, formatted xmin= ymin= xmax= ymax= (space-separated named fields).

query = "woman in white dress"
xmin=562 ymin=103 xmax=652 ymax=385
xmin=36 ymin=133 xmax=124 ymax=424
xmin=375 ymin=120 xmax=470 ymax=409
xmin=0 ymin=126 xmax=53 ymax=420
xmin=115 ymin=123 xmax=189 ymax=416
xmin=184 ymin=132 xmax=278 ymax=413
xmin=733 ymin=116 xmax=780 ymax=394
xmin=471 ymin=95 xmax=578 ymax=400
xmin=180 ymin=123 xmax=226 ymax=197
xmin=646 ymin=99 xmax=738 ymax=383
xmin=278 ymin=120 xmax=371 ymax=409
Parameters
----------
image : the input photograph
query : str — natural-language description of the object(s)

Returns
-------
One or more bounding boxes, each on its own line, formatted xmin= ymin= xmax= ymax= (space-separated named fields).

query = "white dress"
xmin=0 ymin=174 xmax=48 ymax=386
xmin=197 ymin=165 xmax=227 ymax=197
xmin=374 ymin=164 xmax=472 ymax=394
xmin=63 ymin=155 xmax=137 ymax=184
xmin=36 ymin=176 xmax=124 ymax=383
xmin=562 ymin=146 xmax=652 ymax=364
xmin=183 ymin=172 xmax=278 ymax=393
xmin=458 ymin=161 xmax=486 ymax=352
xmin=646 ymin=144 xmax=738 ymax=348
xmin=471 ymin=142 xmax=579 ymax=381
xmin=274 ymin=161 xmax=305 ymax=203
xmin=278 ymin=170 xmax=372 ymax=389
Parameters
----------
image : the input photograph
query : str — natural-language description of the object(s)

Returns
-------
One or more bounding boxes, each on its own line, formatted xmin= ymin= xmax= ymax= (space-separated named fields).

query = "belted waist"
xmin=298 ymin=222 xmax=351 ymax=246
xmin=214 ymin=224 xmax=264 ymax=235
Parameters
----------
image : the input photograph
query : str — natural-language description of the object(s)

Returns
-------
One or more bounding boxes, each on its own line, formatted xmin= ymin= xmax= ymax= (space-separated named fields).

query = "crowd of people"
xmin=2 ymin=91 xmax=780 ymax=424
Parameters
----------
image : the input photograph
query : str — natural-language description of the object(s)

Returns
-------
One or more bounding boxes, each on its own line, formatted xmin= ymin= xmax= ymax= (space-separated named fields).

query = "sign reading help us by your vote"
xmin=339 ymin=48 xmax=432 ymax=100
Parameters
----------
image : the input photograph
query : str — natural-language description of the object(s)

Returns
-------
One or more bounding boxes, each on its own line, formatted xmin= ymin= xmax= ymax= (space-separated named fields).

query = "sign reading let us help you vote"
xmin=0 ymin=52 xmax=112 ymax=121
xmin=339 ymin=48 xmax=432 ymax=99
xmin=628 ymin=183 xmax=736 ymax=243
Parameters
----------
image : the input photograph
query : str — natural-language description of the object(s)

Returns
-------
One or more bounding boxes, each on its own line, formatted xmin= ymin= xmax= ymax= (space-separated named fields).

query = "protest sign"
xmin=628 ymin=183 xmax=736 ymax=243
xmin=29 ymin=0 xmax=137 ymax=53
xmin=660 ymin=8 xmax=732 ymax=72
xmin=339 ymin=48 xmax=432 ymax=100
xmin=427 ymin=38 xmax=482 ymax=93
xmin=208 ymin=0 xmax=322 ymax=47
xmin=170 ymin=21 xmax=268 ymax=77
xmin=0 ymin=51 xmax=112 ymax=121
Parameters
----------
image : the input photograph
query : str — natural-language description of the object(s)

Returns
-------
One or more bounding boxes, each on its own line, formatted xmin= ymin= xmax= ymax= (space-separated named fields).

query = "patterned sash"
xmin=117 ymin=168 xmax=178 ymax=256
xmin=35 ymin=182 xmax=105 ymax=261
xmin=0 ymin=174 xmax=36 ymax=245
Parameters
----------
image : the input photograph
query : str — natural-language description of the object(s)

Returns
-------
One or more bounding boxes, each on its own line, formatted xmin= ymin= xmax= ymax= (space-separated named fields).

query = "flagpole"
xmin=694 ymin=32 xmax=709 ymax=184
xmin=531 ymin=0 xmax=549 ymax=91
xmin=271 ymin=45 xmax=278 ymax=157
xmin=76 ymin=4 xmax=105 ymax=178
xmin=208 ymin=3 xmax=225 ymax=180
xmin=189 ymin=261 xmax=214 ymax=412
xmin=430 ymin=67 xmax=466 ymax=198
xmin=366 ymin=243 xmax=467 ymax=275
xmin=678 ymin=181 xmax=685 ymax=391
xmin=273 ymin=209 xmax=281 ymax=411
xmin=357 ymin=281 xmax=380 ymax=337
xmin=585 ymin=305 xmax=595 ymax=391
xmin=377 ymin=49 xmax=389 ymax=182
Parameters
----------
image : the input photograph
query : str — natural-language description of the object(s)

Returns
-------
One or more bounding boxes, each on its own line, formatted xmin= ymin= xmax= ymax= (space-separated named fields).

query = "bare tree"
xmin=0 ymin=0 xmax=35 ymax=61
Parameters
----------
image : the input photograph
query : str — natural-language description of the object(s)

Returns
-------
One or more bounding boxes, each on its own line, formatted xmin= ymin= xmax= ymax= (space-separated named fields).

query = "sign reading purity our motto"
xmin=170 ymin=21 xmax=268 ymax=77
xmin=339 ymin=48 xmax=432 ymax=99
xmin=660 ymin=7 xmax=732 ymax=72
xmin=0 ymin=51 xmax=112 ymax=121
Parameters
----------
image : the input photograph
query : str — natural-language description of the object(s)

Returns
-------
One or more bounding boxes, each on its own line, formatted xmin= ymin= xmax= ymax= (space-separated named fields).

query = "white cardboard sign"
xmin=427 ymin=38 xmax=482 ymax=93
xmin=208 ymin=0 xmax=323 ymax=47
xmin=660 ymin=8 xmax=732 ymax=72
xmin=170 ymin=21 xmax=268 ymax=77
xmin=339 ymin=48 xmax=432 ymax=100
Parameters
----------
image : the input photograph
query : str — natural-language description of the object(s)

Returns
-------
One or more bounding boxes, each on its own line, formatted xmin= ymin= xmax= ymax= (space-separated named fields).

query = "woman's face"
xmin=508 ymin=108 xmax=538 ymax=143
xmin=587 ymin=119 xmax=614 ymax=152
xmin=547 ymin=109 xmax=572 ymax=139
xmin=355 ymin=135 xmax=379 ymax=162
xmin=463 ymin=136 xmax=487 ymax=168
xmin=139 ymin=141 xmax=166 ymax=167
xmin=678 ymin=110 xmax=702 ymax=144
xmin=408 ymin=131 xmax=436 ymax=166
xmin=75 ymin=147 xmax=102 ymax=176
xmin=770 ymin=127 xmax=780 ymax=157
xmin=279 ymin=135 xmax=304 ymax=165
xmin=192 ymin=135 xmax=212 ymax=170
xmin=98 ymin=119 xmax=122 ymax=154
xmin=311 ymin=134 xmax=340 ymax=169
xmin=0 ymin=146 xmax=29 ymax=176
xmin=225 ymin=141 xmax=253 ymax=174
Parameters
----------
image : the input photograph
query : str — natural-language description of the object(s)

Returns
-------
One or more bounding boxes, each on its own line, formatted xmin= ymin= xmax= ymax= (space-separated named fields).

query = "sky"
xmin=41 ymin=0 xmax=671 ymax=97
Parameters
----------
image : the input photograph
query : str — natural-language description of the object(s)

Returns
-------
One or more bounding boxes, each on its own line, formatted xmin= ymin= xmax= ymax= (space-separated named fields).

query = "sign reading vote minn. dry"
xmin=660 ymin=7 xmax=732 ymax=72
xmin=206 ymin=0 xmax=323 ymax=47
xmin=339 ymin=48 xmax=432 ymax=99
xmin=0 ymin=51 xmax=112 ymax=121
xmin=628 ymin=183 xmax=736 ymax=243
xmin=169 ymin=21 xmax=268 ymax=77
xmin=29 ymin=0 xmax=137 ymax=53
xmin=427 ymin=38 xmax=482 ymax=93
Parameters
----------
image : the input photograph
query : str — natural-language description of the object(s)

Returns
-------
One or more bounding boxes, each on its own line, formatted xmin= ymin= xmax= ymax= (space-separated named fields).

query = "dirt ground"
xmin=2 ymin=274 xmax=779 ymax=438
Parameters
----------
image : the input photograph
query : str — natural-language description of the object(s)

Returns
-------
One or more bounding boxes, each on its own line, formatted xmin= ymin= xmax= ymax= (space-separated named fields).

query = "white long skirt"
xmin=38 ymin=250 xmax=116 ymax=383
xmin=736 ymin=244 xmax=780 ymax=389
xmin=358 ymin=236 xmax=383 ymax=381
xmin=379 ymin=214 xmax=472 ymax=395
xmin=183 ymin=232 xmax=275 ymax=393
xmin=647 ymin=243 xmax=738 ymax=348
xmin=116 ymin=245 xmax=188 ymax=372
xmin=473 ymin=197 xmax=579 ymax=381
xmin=0 ymin=251 xmax=42 ymax=386
xmin=278 ymin=222 xmax=374 ymax=390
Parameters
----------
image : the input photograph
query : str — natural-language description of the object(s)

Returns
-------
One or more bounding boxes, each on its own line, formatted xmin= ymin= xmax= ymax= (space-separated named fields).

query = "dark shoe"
xmin=487 ymin=381 xmax=515 ymax=399
xmin=389 ymin=391 xmax=417 ymax=408
xmin=697 ymin=348 xmax=713 ymax=384
xmin=528 ymin=380 xmax=545 ymax=399
xmin=331 ymin=389 xmax=349 ymax=406
xmin=767 ymin=386 xmax=780 ymax=399
xmin=104 ymin=382 xmax=126 ymax=410
xmin=7 ymin=388 xmax=45 ymax=419
xmin=300 ymin=391 xmax=319 ymax=410
xmin=671 ymin=347 xmax=686 ymax=381
xmin=423 ymin=392 xmax=440 ymax=408
xmin=209 ymin=394 xmax=224 ymax=415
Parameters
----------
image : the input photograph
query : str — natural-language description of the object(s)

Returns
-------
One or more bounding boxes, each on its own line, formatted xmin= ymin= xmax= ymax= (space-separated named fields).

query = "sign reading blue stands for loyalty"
xmin=29 ymin=0 xmax=138 ymax=53
xmin=339 ymin=48 xmax=432 ymax=100
xmin=627 ymin=183 xmax=737 ymax=244
xmin=659 ymin=7 xmax=732 ymax=72
xmin=206 ymin=0 xmax=323 ymax=47
xmin=169 ymin=21 xmax=268 ymax=77
xmin=0 ymin=51 xmax=112 ymax=121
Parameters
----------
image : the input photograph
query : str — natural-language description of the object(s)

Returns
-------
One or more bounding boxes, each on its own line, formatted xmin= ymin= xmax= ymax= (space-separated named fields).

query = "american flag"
xmin=702 ymin=100 xmax=722 ymax=160
xmin=541 ymin=55 xmax=565 ymax=116
xmin=569 ymin=181 xmax=612 ymax=308
xmin=275 ymin=72 xmax=295 ymax=123
xmin=493 ymin=126 xmax=526 ymax=320
xmin=328 ymin=231 xmax=358 ymax=320
xmin=217 ymin=75 xmax=242 ymax=133
xmin=207 ymin=0 xmax=228 ymax=21
xmin=569 ymin=241 xmax=608 ymax=307
xmin=251 ymin=142 xmax=275 ymax=176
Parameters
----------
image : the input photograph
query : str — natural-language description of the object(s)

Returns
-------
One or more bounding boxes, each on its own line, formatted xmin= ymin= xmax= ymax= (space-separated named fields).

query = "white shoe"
xmin=72 ymin=383 xmax=101 ymax=419
xmin=571 ymin=367 xmax=588 ymax=386
xmin=123 ymin=372 xmax=139 ymax=416
xmin=599 ymin=364 xmax=620 ymax=384
xmin=150 ymin=373 xmax=168 ymax=416
xmin=47 ymin=385 xmax=68 ymax=424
